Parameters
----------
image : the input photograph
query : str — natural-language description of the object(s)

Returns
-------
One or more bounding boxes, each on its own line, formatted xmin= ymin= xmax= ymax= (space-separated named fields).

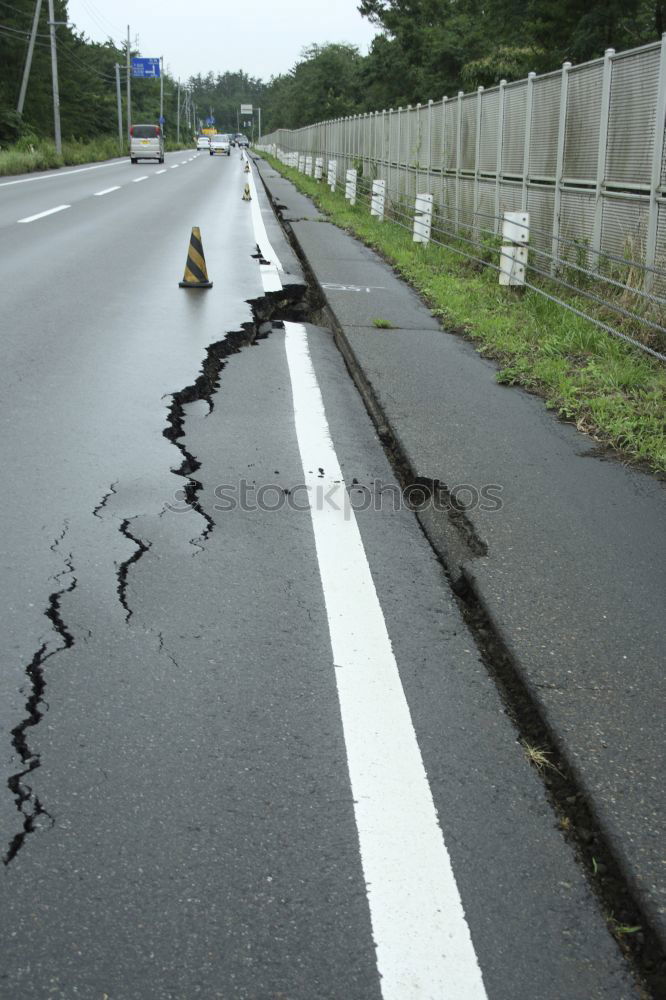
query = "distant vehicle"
xmin=236 ymin=135 xmax=250 ymax=148
xmin=196 ymin=135 xmax=210 ymax=150
xmin=129 ymin=124 xmax=164 ymax=164
xmin=209 ymin=133 xmax=231 ymax=156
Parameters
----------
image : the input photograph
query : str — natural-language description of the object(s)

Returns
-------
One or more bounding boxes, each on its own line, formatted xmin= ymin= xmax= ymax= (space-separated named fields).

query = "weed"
xmin=522 ymin=742 xmax=561 ymax=774
xmin=371 ymin=317 xmax=393 ymax=329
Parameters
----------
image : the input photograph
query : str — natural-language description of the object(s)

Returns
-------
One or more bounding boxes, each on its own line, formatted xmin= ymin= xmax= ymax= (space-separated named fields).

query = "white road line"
xmin=283 ymin=322 xmax=488 ymax=1000
xmin=180 ymin=160 xmax=188 ymax=164
xmin=0 ymin=159 xmax=124 ymax=188
xmin=17 ymin=204 xmax=70 ymax=223
xmin=170 ymin=164 xmax=179 ymax=169
xmin=133 ymin=175 xmax=149 ymax=183
xmin=246 ymin=160 xmax=283 ymax=272
xmin=94 ymin=186 xmax=121 ymax=196
xmin=155 ymin=169 xmax=167 ymax=174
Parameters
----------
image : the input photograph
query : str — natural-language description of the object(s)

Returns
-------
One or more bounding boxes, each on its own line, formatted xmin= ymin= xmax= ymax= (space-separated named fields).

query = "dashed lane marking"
xmin=17 ymin=204 xmax=70 ymax=223
xmin=93 ymin=186 xmax=121 ymax=196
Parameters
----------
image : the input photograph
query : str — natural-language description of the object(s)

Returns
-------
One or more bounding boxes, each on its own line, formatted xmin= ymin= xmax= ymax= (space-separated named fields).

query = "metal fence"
xmin=259 ymin=37 xmax=666 ymax=357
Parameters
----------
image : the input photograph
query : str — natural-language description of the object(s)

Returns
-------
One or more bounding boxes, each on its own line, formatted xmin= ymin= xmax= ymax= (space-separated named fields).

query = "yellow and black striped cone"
xmin=242 ymin=183 xmax=252 ymax=202
xmin=179 ymin=226 xmax=213 ymax=288
xmin=244 ymin=162 xmax=250 ymax=173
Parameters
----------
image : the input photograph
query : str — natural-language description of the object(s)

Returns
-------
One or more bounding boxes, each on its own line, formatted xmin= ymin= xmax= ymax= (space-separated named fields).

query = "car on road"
xmin=209 ymin=133 xmax=231 ymax=156
xmin=129 ymin=124 xmax=164 ymax=164
xmin=236 ymin=135 xmax=250 ymax=148
xmin=196 ymin=135 xmax=210 ymax=150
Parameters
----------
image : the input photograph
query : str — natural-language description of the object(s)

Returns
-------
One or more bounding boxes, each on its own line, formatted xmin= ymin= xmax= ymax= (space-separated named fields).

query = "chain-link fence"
xmin=259 ymin=37 xmax=666 ymax=360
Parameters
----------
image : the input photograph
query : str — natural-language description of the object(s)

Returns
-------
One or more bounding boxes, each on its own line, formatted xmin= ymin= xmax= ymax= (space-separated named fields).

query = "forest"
xmin=1 ymin=0 xmax=664 ymax=144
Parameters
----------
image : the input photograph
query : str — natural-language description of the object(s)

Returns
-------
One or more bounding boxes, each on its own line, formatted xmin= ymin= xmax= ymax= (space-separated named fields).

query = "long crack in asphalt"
xmin=4 ymin=530 xmax=76 ymax=865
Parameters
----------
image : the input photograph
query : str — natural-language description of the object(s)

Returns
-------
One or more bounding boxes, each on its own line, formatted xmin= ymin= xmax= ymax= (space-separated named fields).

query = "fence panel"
xmin=261 ymin=37 xmax=666 ymax=306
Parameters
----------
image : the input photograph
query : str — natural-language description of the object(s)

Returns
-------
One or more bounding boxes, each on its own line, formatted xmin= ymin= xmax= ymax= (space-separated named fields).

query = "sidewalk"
xmin=254 ymin=157 xmax=666 ymax=958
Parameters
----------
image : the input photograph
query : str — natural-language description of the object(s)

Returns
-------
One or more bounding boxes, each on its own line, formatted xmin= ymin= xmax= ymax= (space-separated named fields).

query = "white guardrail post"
xmin=345 ymin=168 xmax=357 ymax=205
xmin=413 ymin=193 xmax=433 ymax=243
xmin=328 ymin=159 xmax=337 ymax=191
xmin=500 ymin=211 xmax=529 ymax=286
xmin=315 ymin=156 xmax=323 ymax=180
xmin=371 ymin=179 xmax=386 ymax=220
xmin=305 ymin=155 xmax=313 ymax=176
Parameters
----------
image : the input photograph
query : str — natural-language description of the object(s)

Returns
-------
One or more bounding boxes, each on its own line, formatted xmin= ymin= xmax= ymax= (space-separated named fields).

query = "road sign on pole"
xmin=240 ymin=103 xmax=253 ymax=115
xmin=131 ymin=57 xmax=160 ymax=78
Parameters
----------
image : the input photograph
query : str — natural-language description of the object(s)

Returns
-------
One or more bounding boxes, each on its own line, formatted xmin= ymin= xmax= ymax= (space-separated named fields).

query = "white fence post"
xmin=413 ymin=192 xmax=433 ymax=243
xmin=305 ymin=155 xmax=313 ymax=176
xmin=371 ymin=179 xmax=386 ymax=220
xmin=500 ymin=211 xmax=529 ymax=285
xmin=328 ymin=158 xmax=337 ymax=191
xmin=551 ymin=61 xmax=571 ymax=274
xmin=455 ymin=91 xmax=463 ymax=231
xmin=495 ymin=80 xmax=506 ymax=235
xmin=474 ymin=86 xmax=484 ymax=241
xmin=645 ymin=32 xmax=666 ymax=291
xmin=522 ymin=72 xmax=536 ymax=211
xmin=314 ymin=156 xmax=323 ymax=180
xmin=591 ymin=49 xmax=615 ymax=269
xmin=345 ymin=167 xmax=357 ymax=205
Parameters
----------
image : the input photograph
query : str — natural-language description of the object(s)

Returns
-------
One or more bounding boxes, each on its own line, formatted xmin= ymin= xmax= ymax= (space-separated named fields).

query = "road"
xmin=0 ymin=149 xmax=638 ymax=998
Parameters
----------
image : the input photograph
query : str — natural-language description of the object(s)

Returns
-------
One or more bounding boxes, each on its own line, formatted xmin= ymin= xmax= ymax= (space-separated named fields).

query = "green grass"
xmin=0 ymin=135 xmax=193 ymax=176
xmin=262 ymin=154 xmax=666 ymax=473
xmin=371 ymin=317 xmax=394 ymax=328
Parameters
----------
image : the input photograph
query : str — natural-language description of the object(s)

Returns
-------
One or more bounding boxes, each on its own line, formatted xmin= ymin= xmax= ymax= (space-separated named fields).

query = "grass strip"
xmin=261 ymin=153 xmax=666 ymax=473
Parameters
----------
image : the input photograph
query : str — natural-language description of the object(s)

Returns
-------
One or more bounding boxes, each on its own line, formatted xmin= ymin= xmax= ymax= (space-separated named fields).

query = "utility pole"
xmin=17 ymin=0 xmax=43 ymax=116
xmin=46 ymin=0 xmax=62 ymax=154
xmin=126 ymin=25 xmax=131 ymax=138
xmin=160 ymin=56 xmax=164 ymax=132
xmin=177 ymin=78 xmax=180 ymax=143
xmin=257 ymin=107 xmax=261 ymax=144
xmin=115 ymin=63 xmax=123 ymax=150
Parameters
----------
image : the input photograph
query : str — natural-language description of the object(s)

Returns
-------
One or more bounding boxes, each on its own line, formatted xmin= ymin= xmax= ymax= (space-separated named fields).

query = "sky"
xmin=65 ymin=0 xmax=380 ymax=82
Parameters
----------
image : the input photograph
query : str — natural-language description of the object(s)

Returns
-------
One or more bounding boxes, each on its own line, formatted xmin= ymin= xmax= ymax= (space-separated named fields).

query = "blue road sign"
xmin=131 ymin=57 xmax=160 ymax=79
xmin=159 ymin=115 xmax=165 ymax=124
xmin=205 ymin=115 xmax=215 ymax=126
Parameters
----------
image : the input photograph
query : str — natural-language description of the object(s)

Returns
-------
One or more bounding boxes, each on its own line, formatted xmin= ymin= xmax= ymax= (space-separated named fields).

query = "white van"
xmin=130 ymin=124 xmax=164 ymax=164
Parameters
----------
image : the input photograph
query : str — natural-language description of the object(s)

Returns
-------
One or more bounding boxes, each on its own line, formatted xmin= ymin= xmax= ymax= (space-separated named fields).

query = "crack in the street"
xmin=116 ymin=517 xmax=152 ymax=621
xmin=163 ymin=277 xmax=311 ymax=559
xmin=93 ymin=481 xmax=119 ymax=519
xmin=4 ymin=535 xmax=76 ymax=866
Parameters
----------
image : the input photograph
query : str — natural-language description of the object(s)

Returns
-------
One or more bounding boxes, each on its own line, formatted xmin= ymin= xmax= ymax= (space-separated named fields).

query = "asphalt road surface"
xmin=0 ymin=149 xmax=638 ymax=998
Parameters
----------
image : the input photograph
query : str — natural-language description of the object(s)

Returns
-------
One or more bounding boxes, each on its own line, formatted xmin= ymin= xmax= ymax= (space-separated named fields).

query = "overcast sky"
xmin=66 ymin=0 xmax=380 ymax=82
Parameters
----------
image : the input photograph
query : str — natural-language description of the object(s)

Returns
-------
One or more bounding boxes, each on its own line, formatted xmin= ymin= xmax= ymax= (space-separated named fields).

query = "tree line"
xmin=1 ymin=0 xmax=663 ymax=144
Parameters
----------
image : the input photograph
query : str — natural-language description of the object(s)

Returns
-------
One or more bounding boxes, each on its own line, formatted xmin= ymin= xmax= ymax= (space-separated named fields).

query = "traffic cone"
xmin=244 ymin=162 xmax=250 ymax=173
xmin=179 ymin=227 xmax=213 ymax=288
xmin=242 ymin=183 xmax=252 ymax=202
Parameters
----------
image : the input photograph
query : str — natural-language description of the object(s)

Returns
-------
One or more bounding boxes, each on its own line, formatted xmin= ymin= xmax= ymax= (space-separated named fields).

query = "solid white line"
xmin=246 ymin=161 xmax=283 ymax=271
xmin=155 ymin=169 xmax=167 ymax=175
xmin=132 ymin=176 xmax=148 ymax=183
xmin=0 ymin=159 xmax=124 ymax=188
xmin=17 ymin=204 xmax=70 ymax=223
xmin=283 ymin=322 xmax=488 ymax=1000
xmin=94 ymin=186 xmax=121 ymax=196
